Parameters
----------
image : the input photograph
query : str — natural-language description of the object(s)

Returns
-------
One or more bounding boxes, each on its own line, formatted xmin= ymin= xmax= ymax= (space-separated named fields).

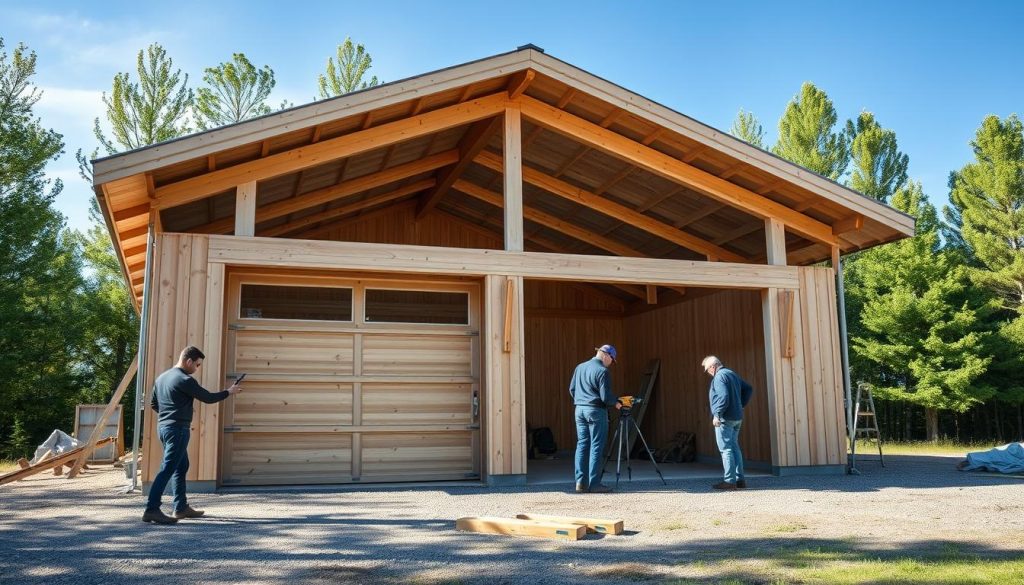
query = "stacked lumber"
xmin=455 ymin=513 xmax=625 ymax=540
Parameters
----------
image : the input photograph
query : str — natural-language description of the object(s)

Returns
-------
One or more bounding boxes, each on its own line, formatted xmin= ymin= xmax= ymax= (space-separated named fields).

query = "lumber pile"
xmin=455 ymin=513 xmax=625 ymax=540
xmin=0 ymin=437 xmax=115 ymax=487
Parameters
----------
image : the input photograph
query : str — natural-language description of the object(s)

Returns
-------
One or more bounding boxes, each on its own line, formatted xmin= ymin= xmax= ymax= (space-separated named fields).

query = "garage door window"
xmin=364 ymin=289 xmax=469 ymax=324
xmin=240 ymin=284 xmax=353 ymax=321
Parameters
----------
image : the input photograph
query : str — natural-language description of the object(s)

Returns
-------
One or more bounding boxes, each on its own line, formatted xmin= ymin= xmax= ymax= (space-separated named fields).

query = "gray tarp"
xmin=30 ymin=429 xmax=81 ymax=465
xmin=961 ymin=442 xmax=1024 ymax=474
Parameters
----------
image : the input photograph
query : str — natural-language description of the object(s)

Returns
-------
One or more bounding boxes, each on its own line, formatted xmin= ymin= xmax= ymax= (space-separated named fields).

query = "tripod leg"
xmin=625 ymin=417 xmax=633 ymax=482
xmin=633 ymin=424 xmax=667 ymax=485
xmin=615 ymin=416 xmax=624 ymax=487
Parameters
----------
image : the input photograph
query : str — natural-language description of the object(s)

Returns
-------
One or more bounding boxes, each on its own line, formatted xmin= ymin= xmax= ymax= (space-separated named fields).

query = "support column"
xmin=235 ymin=181 xmax=257 ymax=237
xmin=483 ymin=274 xmax=526 ymax=486
xmin=503 ymin=105 xmax=524 ymax=252
xmin=763 ymin=218 xmax=787 ymax=470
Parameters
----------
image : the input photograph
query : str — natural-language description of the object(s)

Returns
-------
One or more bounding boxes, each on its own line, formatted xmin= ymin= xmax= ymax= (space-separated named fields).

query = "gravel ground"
xmin=1 ymin=454 xmax=1022 ymax=584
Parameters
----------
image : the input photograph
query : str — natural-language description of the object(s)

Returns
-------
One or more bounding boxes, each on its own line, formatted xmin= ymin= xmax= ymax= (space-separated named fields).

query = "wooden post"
xmin=503 ymin=105 xmax=524 ymax=252
xmin=68 ymin=355 xmax=139 ymax=479
xmin=235 ymin=181 xmax=257 ymax=236
xmin=762 ymin=217 xmax=788 ymax=468
xmin=766 ymin=218 xmax=786 ymax=266
xmin=484 ymin=274 xmax=525 ymax=483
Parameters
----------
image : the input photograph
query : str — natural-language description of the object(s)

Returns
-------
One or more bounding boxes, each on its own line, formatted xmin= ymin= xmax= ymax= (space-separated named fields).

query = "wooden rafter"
xmin=507 ymin=69 xmax=536 ymax=99
xmin=153 ymin=93 xmax=509 ymax=210
xmin=474 ymin=150 xmax=746 ymax=262
xmin=263 ymin=179 xmax=436 ymax=238
xmin=192 ymin=150 xmax=458 ymax=234
xmin=416 ymin=116 xmax=503 ymax=218
xmin=832 ymin=214 xmax=864 ymax=235
xmin=518 ymin=96 xmax=839 ymax=247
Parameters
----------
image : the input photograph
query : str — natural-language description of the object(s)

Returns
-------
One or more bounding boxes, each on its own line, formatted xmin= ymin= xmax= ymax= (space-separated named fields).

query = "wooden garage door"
xmin=220 ymin=273 xmax=480 ymax=486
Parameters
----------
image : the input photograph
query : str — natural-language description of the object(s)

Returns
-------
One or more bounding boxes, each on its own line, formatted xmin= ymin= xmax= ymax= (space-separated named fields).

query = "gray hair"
xmin=701 ymin=355 xmax=723 ymax=370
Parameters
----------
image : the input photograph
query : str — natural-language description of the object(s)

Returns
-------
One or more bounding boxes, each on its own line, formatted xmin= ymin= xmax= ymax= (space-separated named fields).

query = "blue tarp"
xmin=961 ymin=442 xmax=1024 ymax=474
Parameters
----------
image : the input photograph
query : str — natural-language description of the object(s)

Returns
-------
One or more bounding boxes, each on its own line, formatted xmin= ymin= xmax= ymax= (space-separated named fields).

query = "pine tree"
xmin=318 ymin=38 xmax=379 ymax=98
xmin=729 ymin=109 xmax=765 ymax=148
xmin=77 ymin=43 xmax=193 ymax=179
xmin=848 ymin=183 xmax=996 ymax=441
xmin=846 ymin=111 xmax=909 ymax=202
xmin=772 ymin=82 xmax=851 ymax=180
xmin=194 ymin=53 xmax=276 ymax=130
xmin=946 ymin=114 xmax=1024 ymax=312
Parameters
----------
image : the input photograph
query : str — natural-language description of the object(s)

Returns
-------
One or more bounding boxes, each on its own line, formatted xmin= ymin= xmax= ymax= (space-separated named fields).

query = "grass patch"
xmin=0 ymin=459 xmax=20 ymax=473
xmin=856 ymin=439 xmax=1002 ymax=456
xmin=586 ymin=562 xmax=663 ymax=581
xmin=660 ymin=521 xmax=691 ymax=531
xmin=766 ymin=522 xmax=809 ymax=534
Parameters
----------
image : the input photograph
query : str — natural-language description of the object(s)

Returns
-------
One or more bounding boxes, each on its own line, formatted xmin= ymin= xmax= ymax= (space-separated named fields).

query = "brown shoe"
xmin=712 ymin=481 xmax=738 ymax=490
xmin=172 ymin=505 xmax=205 ymax=519
xmin=142 ymin=509 xmax=179 ymax=524
xmin=588 ymin=484 xmax=614 ymax=493
xmin=736 ymin=479 xmax=747 ymax=489
xmin=575 ymin=483 xmax=587 ymax=493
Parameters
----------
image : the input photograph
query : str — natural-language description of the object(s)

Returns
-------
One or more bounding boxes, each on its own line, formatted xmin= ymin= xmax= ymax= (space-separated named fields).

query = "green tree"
xmin=729 ymin=109 xmax=765 ymax=148
xmin=848 ymin=183 xmax=996 ymax=441
xmin=846 ymin=111 xmax=909 ymax=202
xmin=0 ymin=39 xmax=87 ymax=458
xmin=946 ymin=114 xmax=1024 ymax=312
xmin=194 ymin=53 xmax=276 ymax=130
xmin=318 ymin=37 xmax=379 ymax=98
xmin=772 ymin=82 xmax=851 ymax=180
xmin=77 ymin=43 xmax=193 ymax=179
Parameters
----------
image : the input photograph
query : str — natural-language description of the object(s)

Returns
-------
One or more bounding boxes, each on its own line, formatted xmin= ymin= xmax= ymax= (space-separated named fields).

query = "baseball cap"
xmin=595 ymin=344 xmax=617 ymax=362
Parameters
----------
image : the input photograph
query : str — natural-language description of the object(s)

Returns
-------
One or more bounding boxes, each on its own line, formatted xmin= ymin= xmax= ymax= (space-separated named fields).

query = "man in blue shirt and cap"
xmin=702 ymin=355 xmax=754 ymax=490
xmin=568 ymin=344 xmax=620 ymax=493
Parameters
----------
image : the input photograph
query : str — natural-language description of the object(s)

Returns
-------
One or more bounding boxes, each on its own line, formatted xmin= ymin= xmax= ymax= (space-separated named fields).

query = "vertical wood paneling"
xmin=198 ymin=261 xmax=224 ymax=481
xmin=483 ymin=274 xmax=525 ymax=477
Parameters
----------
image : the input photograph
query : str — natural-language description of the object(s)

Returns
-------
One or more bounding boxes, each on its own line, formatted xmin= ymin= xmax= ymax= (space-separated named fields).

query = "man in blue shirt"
xmin=568 ymin=344 xmax=620 ymax=493
xmin=143 ymin=346 xmax=242 ymax=524
xmin=702 ymin=355 xmax=754 ymax=490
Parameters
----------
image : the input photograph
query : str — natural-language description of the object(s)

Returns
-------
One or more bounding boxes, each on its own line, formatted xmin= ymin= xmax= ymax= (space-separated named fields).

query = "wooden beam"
xmin=832 ymin=213 xmax=864 ymax=235
xmin=518 ymin=96 xmax=839 ymax=246
xmin=504 ymin=105 xmax=524 ymax=252
xmin=416 ymin=116 xmax=502 ymax=218
xmin=779 ymin=289 xmax=796 ymax=358
xmin=234 ymin=181 xmax=257 ymax=236
xmin=154 ymin=93 xmax=509 ymax=209
xmin=207 ymin=234 xmax=801 ymax=289
xmin=474 ymin=151 xmax=745 ymax=262
xmin=766 ymin=218 xmax=787 ymax=266
xmin=262 ymin=179 xmax=435 ymax=238
xmin=193 ymin=150 xmax=458 ymax=234
xmin=503 ymin=278 xmax=514 ymax=352
xmin=646 ymin=285 xmax=658 ymax=305
xmin=506 ymin=69 xmax=536 ymax=99
xmin=68 ymin=355 xmax=138 ymax=478
xmin=515 ymin=513 xmax=624 ymax=535
xmin=0 ymin=438 xmax=114 ymax=486
xmin=456 ymin=516 xmax=585 ymax=541
xmin=113 ymin=203 xmax=151 ymax=222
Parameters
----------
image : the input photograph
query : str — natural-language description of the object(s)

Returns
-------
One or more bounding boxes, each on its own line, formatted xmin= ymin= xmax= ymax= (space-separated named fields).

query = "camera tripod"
xmin=606 ymin=406 xmax=666 ymax=487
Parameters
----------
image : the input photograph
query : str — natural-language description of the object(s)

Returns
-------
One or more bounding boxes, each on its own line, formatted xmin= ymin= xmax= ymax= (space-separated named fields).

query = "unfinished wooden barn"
xmin=91 ymin=46 xmax=913 ymax=491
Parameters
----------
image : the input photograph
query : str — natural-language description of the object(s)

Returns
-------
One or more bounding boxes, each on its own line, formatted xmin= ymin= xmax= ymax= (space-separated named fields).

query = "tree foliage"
xmin=846 ymin=111 xmax=909 ymax=202
xmin=729 ymin=109 xmax=765 ymax=148
xmin=194 ymin=53 xmax=276 ymax=130
xmin=318 ymin=38 xmax=378 ymax=98
xmin=946 ymin=115 xmax=1024 ymax=312
xmin=772 ymin=82 xmax=851 ymax=180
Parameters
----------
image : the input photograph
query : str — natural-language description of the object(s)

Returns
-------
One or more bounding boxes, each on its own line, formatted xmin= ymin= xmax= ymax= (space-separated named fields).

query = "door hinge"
xmin=223 ymin=426 xmax=241 ymax=432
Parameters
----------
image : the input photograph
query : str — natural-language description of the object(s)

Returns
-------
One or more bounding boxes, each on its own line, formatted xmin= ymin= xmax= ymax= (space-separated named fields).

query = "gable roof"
xmin=92 ymin=46 xmax=914 ymax=305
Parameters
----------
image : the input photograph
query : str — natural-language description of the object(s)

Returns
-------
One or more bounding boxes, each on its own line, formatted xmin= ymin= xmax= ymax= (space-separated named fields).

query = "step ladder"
xmin=849 ymin=382 xmax=884 ymax=473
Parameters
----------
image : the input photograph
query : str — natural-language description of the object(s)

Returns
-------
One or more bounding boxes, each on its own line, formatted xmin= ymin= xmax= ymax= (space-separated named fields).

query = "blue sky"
xmin=4 ymin=0 xmax=1023 ymax=232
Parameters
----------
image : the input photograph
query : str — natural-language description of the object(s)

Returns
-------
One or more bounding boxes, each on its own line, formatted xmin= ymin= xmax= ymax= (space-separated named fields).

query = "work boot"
xmin=173 ymin=505 xmax=205 ymax=519
xmin=736 ymin=479 xmax=747 ymax=489
xmin=575 ymin=483 xmax=587 ymax=493
xmin=712 ymin=481 xmax=738 ymax=490
xmin=589 ymin=484 xmax=614 ymax=493
xmin=142 ymin=509 xmax=179 ymax=524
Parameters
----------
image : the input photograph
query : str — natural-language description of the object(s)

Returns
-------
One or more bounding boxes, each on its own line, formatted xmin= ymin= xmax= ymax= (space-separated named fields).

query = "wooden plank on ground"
xmin=0 ymin=438 xmax=115 ymax=486
xmin=456 ymin=516 xmax=585 ymax=540
xmin=516 ymin=514 xmax=624 ymax=535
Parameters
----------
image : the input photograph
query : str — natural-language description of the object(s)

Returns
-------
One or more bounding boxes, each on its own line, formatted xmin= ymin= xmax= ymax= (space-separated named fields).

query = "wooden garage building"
xmin=91 ymin=46 xmax=913 ymax=490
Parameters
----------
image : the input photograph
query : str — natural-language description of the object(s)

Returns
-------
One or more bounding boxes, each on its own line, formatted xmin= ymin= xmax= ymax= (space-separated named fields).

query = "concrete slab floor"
xmin=527 ymin=456 xmax=772 ymax=486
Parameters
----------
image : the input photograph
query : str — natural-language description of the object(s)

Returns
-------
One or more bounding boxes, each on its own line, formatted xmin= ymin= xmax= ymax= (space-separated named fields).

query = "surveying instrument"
xmin=607 ymin=395 xmax=666 ymax=487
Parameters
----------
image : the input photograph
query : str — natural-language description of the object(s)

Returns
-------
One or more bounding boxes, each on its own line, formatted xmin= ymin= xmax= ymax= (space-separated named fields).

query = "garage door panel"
xmin=230 ymin=432 xmax=352 ymax=484
xmin=232 ymin=381 xmax=353 ymax=425
xmin=235 ymin=330 xmax=354 ymax=375
xmin=361 ymin=432 xmax=473 ymax=478
xmin=362 ymin=335 xmax=472 ymax=376
xmin=362 ymin=383 xmax=472 ymax=425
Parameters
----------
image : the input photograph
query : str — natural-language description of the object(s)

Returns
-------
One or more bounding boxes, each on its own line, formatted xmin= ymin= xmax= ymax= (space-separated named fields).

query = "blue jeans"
xmin=715 ymin=419 xmax=744 ymax=484
xmin=574 ymin=406 xmax=609 ymax=488
xmin=147 ymin=424 xmax=190 ymax=512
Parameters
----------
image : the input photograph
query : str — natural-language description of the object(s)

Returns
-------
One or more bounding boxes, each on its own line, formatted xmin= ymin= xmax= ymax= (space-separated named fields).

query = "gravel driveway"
xmin=1 ymin=455 xmax=1021 ymax=584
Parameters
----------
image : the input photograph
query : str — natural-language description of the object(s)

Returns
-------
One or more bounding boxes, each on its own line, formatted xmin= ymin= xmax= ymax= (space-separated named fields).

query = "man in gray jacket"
xmin=569 ymin=344 xmax=620 ymax=493
xmin=703 ymin=355 xmax=753 ymax=490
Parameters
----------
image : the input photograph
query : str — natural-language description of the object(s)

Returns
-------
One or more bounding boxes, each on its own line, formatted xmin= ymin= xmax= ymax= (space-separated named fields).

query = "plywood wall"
xmin=312 ymin=202 xmax=503 ymax=250
xmin=142 ymin=233 xmax=225 ymax=484
xmin=624 ymin=290 xmax=772 ymax=463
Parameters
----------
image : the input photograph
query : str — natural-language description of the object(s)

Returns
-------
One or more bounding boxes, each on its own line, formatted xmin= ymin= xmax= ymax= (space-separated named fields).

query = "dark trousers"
xmin=146 ymin=423 xmax=190 ymax=512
